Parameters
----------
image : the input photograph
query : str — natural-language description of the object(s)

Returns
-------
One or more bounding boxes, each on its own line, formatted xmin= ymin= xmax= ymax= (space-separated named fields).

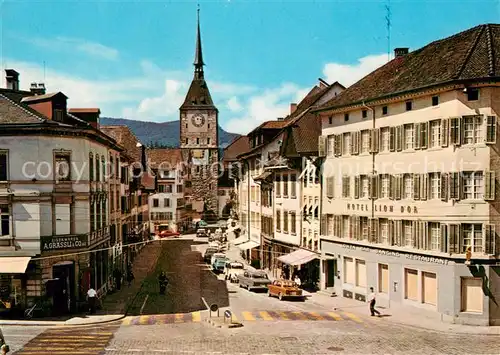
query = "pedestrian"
xmin=158 ymin=272 xmax=168 ymax=295
xmin=87 ymin=287 xmax=97 ymax=315
xmin=294 ymin=275 xmax=302 ymax=288
xmin=0 ymin=327 xmax=9 ymax=354
xmin=368 ymin=287 xmax=381 ymax=316
xmin=113 ymin=268 xmax=122 ymax=290
xmin=127 ymin=265 xmax=135 ymax=286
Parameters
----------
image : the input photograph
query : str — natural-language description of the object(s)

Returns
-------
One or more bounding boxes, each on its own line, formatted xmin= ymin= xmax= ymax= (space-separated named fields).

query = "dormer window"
xmin=53 ymin=109 xmax=64 ymax=122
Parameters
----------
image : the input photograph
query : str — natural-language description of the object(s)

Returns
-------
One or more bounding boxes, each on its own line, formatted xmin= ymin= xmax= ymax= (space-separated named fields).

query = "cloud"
xmin=323 ymin=54 xmax=388 ymax=87
xmin=227 ymin=97 xmax=243 ymax=112
xmin=17 ymin=35 xmax=119 ymax=60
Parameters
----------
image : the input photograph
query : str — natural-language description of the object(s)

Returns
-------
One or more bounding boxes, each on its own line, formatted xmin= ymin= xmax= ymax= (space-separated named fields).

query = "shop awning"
xmin=237 ymin=240 xmax=260 ymax=251
xmin=253 ymin=171 xmax=272 ymax=181
xmin=278 ymin=249 xmax=318 ymax=266
xmin=232 ymin=236 xmax=248 ymax=246
xmin=0 ymin=257 xmax=31 ymax=274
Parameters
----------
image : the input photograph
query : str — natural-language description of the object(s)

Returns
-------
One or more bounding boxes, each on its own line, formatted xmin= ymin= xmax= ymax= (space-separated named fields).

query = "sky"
xmin=0 ymin=0 xmax=499 ymax=134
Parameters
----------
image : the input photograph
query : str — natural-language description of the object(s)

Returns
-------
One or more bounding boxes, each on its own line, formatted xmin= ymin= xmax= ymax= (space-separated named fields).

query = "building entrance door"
xmin=326 ymin=259 xmax=336 ymax=288
xmin=52 ymin=261 xmax=75 ymax=314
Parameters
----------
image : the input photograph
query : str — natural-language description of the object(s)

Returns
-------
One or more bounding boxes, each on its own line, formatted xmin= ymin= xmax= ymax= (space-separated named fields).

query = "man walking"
xmin=368 ymin=287 xmax=381 ymax=316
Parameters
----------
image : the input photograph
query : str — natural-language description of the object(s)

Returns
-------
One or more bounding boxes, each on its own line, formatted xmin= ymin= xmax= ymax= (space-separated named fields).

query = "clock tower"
xmin=180 ymin=8 xmax=219 ymax=215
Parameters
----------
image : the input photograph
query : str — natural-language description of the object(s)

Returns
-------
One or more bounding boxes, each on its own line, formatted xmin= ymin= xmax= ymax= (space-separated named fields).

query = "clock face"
xmin=191 ymin=114 xmax=206 ymax=128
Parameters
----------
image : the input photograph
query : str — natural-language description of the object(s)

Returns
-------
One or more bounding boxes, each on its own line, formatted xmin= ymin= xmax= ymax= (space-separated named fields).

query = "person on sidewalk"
xmin=369 ymin=287 xmax=381 ymax=316
xmin=87 ymin=287 xmax=97 ymax=315
xmin=294 ymin=275 xmax=302 ymax=288
xmin=127 ymin=264 xmax=135 ymax=286
xmin=158 ymin=272 xmax=168 ymax=295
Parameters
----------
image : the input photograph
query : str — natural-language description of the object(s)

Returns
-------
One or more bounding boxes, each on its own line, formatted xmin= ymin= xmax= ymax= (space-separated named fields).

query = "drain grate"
xmin=327 ymin=346 xmax=345 ymax=352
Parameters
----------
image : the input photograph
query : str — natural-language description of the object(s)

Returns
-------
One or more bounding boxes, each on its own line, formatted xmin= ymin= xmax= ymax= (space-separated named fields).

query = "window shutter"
xmin=388 ymin=220 xmax=394 ymax=245
xmin=422 ymin=221 xmax=429 ymax=250
xmin=440 ymin=173 xmax=448 ymax=201
xmin=333 ymin=135 xmax=340 ymax=156
xmin=448 ymin=224 xmax=459 ymax=254
xmin=389 ymin=126 xmax=396 ymax=152
xmin=349 ymin=132 xmax=355 ymax=155
xmin=396 ymin=125 xmax=403 ymax=151
xmin=412 ymin=221 xmax=418 ymax=248
xmin=415 ymin=123 xmax=421 ymax=149
xmin=486 ymin=115 xmax=497 ymax=144
xmin=484 ymin=171 xmax=496 ymax=201
xmin=370 ymin=175 xmax=378 ymax=199
xmin=335 ymin=215 xmax=342 ymax=237
xmin=395 ymin=175 xmax=402 ymax=200
xmin=370 ymin=218 xmax=379 ymax=243
xmin=450 ymin=117 xmax=461 ymax=145
xmin=485 ymin=224 xmax=496 ymax=255
xmin=389 ymin=174 xmax=394 ymax=199
xmin=351 ymin=132 xmax=357 ymax=155
xmin=413 ymin=174 xmax=420 ymax=200
xmin=395 ymin=220 xmax=403 ymax=246
xmin=421 ymin=122 xmax=429 ymax=149
xmin=318 ymin=136 xmax=326 ymax=157
xmin=354 ymin=216 xmax=361 ymax=241
xmin=441 ymin=118 xmax=449 ymax=147
xmin=354 ymin=175 xmax=360 ymax=199
xmin=326 ymin=176 xmax=334 ymax=198
xmin=349 ymin=216 xmax=355 ymax=239
xmin=420 ymin=173 xmax=428 ymax=201
xmin=440 ymin=224 xmax=448 ymax=253
xmin=338 ymin=134 xmax=344 ymax=156
xmin=370 ymin=129 xmax=380 ymax=153
xmin=449 ymin=172 xmax=459 ymax=200
xmin=320 ymin=215 xmax=327 ymax=236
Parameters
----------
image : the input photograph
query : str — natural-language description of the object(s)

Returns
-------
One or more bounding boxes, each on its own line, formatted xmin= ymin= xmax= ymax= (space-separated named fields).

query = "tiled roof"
xmin=222 ymin=136 xmax=250 ymax=162
xmin=317 ymin=24 xmax=500 ymax=111
xmin=68 ymin=108 xmax=101 ymax=114
xmin=21 ymin=92 xmax=67 ymax=103
xmin=286 ymin=111 xmax=321 ymax=155
xmin=100 ymin=125 xmax=142 ymax=162
xmin=147 ymin=148 xmax=183 ymax=169
xmin=180 ymin=79 xmax=215 ymax=109
xmin=0 ymin=94 xmax=47 ymax=124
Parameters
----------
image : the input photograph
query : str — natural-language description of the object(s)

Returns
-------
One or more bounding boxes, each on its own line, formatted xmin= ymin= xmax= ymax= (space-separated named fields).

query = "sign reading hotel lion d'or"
xmin=347 ymin=203 xmax=418 ymax=214
xmin=41 ymin=235 xmax=88 ymax=251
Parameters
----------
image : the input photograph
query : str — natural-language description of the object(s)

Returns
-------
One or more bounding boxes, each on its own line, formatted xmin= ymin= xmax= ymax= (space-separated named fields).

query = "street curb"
xmin=0 ymin=314 xmax=126 ymax=327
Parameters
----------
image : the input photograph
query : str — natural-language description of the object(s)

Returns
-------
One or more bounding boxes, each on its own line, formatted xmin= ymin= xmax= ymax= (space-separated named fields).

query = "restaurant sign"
xmin=341 ymin=244 xmax=449 ymax=265
xmin=41 ymin=235 xmax=88 ymax=252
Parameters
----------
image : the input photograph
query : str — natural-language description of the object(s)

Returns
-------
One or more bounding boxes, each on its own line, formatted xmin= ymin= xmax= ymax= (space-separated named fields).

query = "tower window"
xmin=362 ymin=110 xmax=367 ymax=118
xmin=196 ymin=138 xmax=200 ymax=144
xmin=405 ymin=101 xmax=413 ymax=111
xmin=207 ymin=138 xmax=211 ymax=144
xmin=185 ymin=123 xmax=188 ymax=129
xmin=208 ymin=124 xmax=210 ymax=129
xmin=328 ymin=116 xmax=333 ymax=125
xmin=344 ymin=113 xmax=349 ymax=121
xmin=185 ymin=138 xmax=188 ymax=144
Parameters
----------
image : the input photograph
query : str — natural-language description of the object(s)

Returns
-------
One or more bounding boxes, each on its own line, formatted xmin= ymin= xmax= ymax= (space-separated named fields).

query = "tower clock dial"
xmin=191 ymin=113 xmax=206 ymax=128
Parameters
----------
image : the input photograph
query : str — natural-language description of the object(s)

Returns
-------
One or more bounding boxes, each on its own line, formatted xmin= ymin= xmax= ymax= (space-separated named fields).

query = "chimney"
xmin=30 ymin=82 xmax=46 ymax=95
xmin=318 ymin=78 xmax=329 ymax=88
xmin=394 ymin=48 xmax=409 ymax=58
xmin=5 ymin=69 xmax=19 ymax=91
xmin=277 ymin=117 xmax=284 ymax=121
xmin=68 ymin=108 xmax=101 ymax=129
xmin=290 ymin=103 xmax=297 ymax=114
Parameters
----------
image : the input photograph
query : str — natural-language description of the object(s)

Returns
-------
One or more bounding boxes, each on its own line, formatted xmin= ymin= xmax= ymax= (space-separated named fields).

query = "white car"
xmin=224 ymin=262 xmax=245 ymax=283
xmin=210 ymin=253 xmax=226 ymax=266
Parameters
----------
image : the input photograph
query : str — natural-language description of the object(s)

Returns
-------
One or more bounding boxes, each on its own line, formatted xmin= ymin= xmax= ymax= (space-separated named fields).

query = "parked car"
xmin=197 ymin=228 xmax=208 ymax=238
xmin=224 ymin=262 xmax=245 ymax=283
xmin=238 ymin=270 xmax=271 ymax=291
xmin=210 ymin=253 xmax=227 ymax=267
xmin=213 ymin=257 xmax=229 ymax=274
xmin=158 ymin=230 xmax=180 ymax=238
xmin=203 ymin=247 xmax=218 ymax=263
xmin=267 ymin=279 xmax=304 ymax=301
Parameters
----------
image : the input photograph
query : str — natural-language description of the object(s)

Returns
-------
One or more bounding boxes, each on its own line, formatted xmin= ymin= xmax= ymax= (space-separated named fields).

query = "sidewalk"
xmin=0 ymin=314 xmax=123 ymax=327
xmin=224 ymin=238 xmax=499 ymax=335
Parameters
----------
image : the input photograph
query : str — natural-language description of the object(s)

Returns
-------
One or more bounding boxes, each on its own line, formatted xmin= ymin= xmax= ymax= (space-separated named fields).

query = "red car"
xmin=159 ymin=230 xmax=180 ymax=238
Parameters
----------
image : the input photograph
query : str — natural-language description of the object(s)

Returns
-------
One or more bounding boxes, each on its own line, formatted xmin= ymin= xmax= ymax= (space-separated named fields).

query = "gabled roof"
xmin=0 ymin=94 xmax=47 ymax=124
xmin=20 ymin=92 xmax=68 ymax=104
xmin=68 ymin=108 xmax=101 ymax=114
xmin=100 ymin=125 xmax=143 ymax=162
xmin=180 ymin=79 xmax=216 ymax=109
xmin=222 ymin=136 xmax=250 ymax=162
xmin=317 ymin=23 xmax=500 ymax=112
xmin=281 ymin=110 xmax=321 ymax=157
xmin=147 ymin=148 xmax=183 ymax=169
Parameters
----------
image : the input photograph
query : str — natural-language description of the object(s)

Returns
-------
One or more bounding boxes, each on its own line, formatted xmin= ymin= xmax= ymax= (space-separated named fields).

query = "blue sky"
xmin=1 ymin=0 xmax=499 ymax=134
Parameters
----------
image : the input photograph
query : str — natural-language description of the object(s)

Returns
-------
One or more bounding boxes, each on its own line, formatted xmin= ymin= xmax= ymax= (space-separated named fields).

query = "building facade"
xmin=316 ymin=24 xmax=500 ymax=325
xmin=179 ymin=13 xmax=219 ymax=217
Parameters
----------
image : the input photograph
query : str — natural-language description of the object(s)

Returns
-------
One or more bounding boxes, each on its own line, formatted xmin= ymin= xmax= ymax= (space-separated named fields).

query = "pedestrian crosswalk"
xmin=15 ymin=323 xmax=119 ymax=355
xmin=122 ymin=310 xmax=368 ymax=326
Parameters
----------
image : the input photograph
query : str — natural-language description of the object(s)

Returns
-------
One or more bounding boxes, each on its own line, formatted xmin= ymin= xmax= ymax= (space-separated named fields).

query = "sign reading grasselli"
xmin=41 ymin=235 xmax=88 ymax=251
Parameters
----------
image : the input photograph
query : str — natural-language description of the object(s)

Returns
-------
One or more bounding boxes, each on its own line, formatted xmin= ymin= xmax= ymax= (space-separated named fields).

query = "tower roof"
xmin=194 ymin=7 xmax=204 ymax=69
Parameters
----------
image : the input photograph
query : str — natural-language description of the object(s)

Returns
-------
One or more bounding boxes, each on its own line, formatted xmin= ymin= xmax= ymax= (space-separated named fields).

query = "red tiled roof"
xmin=100 ymin=125 xmax=142 ymax=162
xmin=222 ymin=136 xmax=250 ymax=162
xmin=68 ymin=108 xmax=101 ymax=114
xmin=147 ymin=148 xmax=183 ymax=169
xmin=317 ymin=24 xmax=500 ymax=112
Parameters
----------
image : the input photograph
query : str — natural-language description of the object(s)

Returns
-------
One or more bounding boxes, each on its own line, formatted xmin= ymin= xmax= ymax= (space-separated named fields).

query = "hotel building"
xmin=316 ymin=24 xmax=500 ymax=326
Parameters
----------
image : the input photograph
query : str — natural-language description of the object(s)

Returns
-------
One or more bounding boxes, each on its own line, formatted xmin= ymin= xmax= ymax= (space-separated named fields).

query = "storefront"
xmin=321 ymin=239 xmax=500 ymax=326
xmin=236 ymin=233 xmax=260 ymax=268
xmin=277 ymin=248 xmax=319 ymax=289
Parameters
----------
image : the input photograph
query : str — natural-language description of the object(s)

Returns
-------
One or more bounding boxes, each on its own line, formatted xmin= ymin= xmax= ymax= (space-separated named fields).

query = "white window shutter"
xmin=420 ymin=173 xmax=428 ymax=201
xmin=441 ymin=118 xmax=449 ymax=147
xmin=440 ymin=224 xmax=448 ymax=253
xmin=415 ymin=123 xmax=421 ymax=149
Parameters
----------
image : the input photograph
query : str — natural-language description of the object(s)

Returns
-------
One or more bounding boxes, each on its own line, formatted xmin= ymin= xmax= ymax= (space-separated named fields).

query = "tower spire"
xmin=194 ymin=4 xmax=204 ymax=79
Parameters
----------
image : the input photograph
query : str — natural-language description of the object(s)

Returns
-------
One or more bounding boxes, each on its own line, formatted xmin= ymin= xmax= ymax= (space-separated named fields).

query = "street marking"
xmin=291 ymin=311 xmax=308 ymax=320
xmin=277 ymin=311 xmax=290 ymax=320
xmin=242 ymin=311 xmax=255 ymax=321
xmin=230 ymin=312 xmax=238 ymax=322
xmin=175 ymin=313 xmax=184 ymax=322
xmin=326 ymin=312 xmax=343 ymax=321
xmin=343 ymin=311 xmax=363 ymax=323
xmin=192 ymin=311 xmax=201 ymax=322
xmin=259 ymin=311 xmax=273 ymax=320
xmin=308 ymin=311 xmax=325 ymax=320
xmin=139 ymin=315 xmax=150 ymax=325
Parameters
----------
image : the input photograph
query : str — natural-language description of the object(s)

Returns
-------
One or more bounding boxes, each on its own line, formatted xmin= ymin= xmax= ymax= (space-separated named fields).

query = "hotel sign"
xmin=341 ymin=244 xmax=449 ymax=265
xmin=347 ymin=203 xmax=418 ymax=214
xmin=41 ymin=235 xmax=88 ymax=252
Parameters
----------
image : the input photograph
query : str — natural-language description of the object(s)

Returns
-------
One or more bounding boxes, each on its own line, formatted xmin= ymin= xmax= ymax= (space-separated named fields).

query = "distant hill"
xmin=100 ymin=117 xmax=240 ymax=148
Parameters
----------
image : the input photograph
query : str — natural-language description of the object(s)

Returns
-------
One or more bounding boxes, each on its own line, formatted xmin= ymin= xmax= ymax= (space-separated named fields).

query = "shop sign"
xmin=41 ymin=235 xmax=88 ymax=251
xmin=341 ymin=243 xmax=449 ymax=265
xmin=347 ymin=203 xmax=418 ymax=214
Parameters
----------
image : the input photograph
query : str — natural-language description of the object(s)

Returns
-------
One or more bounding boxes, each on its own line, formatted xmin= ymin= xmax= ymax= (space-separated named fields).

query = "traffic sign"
xmin=210 ymin=304 xmax=218 ymax=312
xmin=224 ymin=310 xmax=232 ymax=318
